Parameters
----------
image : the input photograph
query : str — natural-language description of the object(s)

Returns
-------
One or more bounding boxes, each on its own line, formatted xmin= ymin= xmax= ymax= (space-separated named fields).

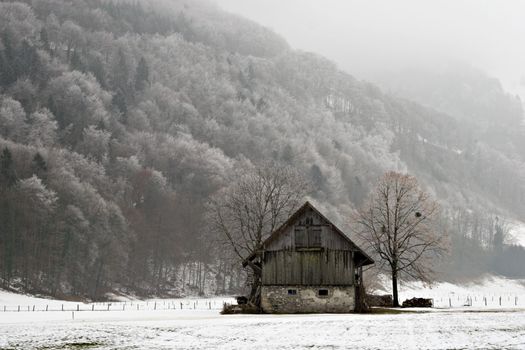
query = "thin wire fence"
xmin=1 ymin=298 xmax=235 ymax=313
xmin=403 ymin=293 xmax=525 ymax=308
xmin=2 ymin=294 xmax=524 ymax=313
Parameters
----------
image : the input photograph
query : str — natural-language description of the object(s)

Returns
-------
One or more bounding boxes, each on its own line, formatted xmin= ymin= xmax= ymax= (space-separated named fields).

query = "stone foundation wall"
xmin=261 ymin=285 xmax=355 ymax=313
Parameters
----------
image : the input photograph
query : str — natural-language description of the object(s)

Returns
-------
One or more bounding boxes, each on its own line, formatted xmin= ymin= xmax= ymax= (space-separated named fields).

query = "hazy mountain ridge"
xmin=375 ymin=63 xmax=525 ymax=159
xmin=0 ymin=0 xmax=524 ymax=298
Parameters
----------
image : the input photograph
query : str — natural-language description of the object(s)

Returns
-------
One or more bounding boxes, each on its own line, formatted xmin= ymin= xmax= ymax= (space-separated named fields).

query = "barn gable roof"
xmin=243 ymin=201 xmax=374 ymax=267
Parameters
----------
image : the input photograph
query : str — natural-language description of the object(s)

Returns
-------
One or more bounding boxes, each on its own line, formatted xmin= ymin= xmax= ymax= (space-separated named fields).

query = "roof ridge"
xmin=243 ymin=201 xmax=374 ymax=267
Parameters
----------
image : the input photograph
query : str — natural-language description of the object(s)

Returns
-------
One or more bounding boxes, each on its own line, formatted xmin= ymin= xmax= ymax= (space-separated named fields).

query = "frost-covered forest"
xmin=0 ymin=0 xmax=524 ymax=299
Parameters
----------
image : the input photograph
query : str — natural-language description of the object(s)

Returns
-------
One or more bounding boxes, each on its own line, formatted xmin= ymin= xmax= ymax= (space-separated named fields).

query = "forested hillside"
xmin=376 ymin=63 xmax=525 ymax=160
xmin=0 ymin=0 xmax=524 ymax=299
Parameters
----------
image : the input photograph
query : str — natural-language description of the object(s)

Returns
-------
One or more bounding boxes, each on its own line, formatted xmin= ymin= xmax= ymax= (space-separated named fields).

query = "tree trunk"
xmin=392 ymin=270 xmax=399 ymax=307
xmin=248 ymin=277 xmax=261 ymax=307
xmin=92 ymin=258 xmax=105 ymax=300
xmin=228 ymin=270 xmax=234 ymax=292
xmin=248 ymin=266 xmax=262 ymax=309
xmin=354 ymin=266 xmax=369 ymax=313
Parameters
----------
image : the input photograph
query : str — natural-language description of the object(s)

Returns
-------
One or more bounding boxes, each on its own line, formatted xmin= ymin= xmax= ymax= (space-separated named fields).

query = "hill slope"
xmin=0 ymin=0 xmax=524 ymax=298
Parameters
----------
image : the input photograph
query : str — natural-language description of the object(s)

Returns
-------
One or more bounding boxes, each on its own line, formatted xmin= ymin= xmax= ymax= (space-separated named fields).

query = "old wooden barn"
xmin=244 ymin=201 xmax=374 ymax=313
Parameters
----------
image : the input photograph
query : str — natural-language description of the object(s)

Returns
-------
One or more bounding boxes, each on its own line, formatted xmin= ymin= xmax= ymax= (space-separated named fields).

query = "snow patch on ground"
xmin=508 ymin=221 xmax=525 ymax=247
xmin=377 ymin=275 xmax=525 ymax=308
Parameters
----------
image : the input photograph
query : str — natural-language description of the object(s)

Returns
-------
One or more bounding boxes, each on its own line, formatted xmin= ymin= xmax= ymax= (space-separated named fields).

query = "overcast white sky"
xmin=215 ymin=0 xmax=525 ymax=98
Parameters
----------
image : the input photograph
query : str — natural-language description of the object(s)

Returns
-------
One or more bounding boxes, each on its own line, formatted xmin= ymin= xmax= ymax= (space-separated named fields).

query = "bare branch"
xmin=353 ymin=171 xmax=449 ymax=306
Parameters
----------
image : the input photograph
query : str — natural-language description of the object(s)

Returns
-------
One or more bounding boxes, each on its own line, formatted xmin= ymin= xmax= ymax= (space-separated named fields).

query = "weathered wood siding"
xmin=262 ymin=250 xmax=354 ymax=285
xmin=261 ymin=206 xmax=361 ymax=286
xmin=265 ymin=209 xmax=356 ymax=251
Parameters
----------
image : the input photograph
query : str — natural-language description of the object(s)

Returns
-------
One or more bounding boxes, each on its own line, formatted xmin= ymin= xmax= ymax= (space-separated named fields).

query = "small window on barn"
xmin=288 ymin=289 xmax=297 ymax=296
xmin=318 ymin=289 xmax=329 ymax=297
xmin=309 ymin=227 xmax=322 ymax=247
xmin=295 ymin=227 xmax=307 ymax=248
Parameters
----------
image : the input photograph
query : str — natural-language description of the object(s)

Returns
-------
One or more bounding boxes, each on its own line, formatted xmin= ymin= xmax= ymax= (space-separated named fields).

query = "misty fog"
xmin=217 ymin=0 xmax=525 ymax=100
xmin=2 ymin=0 xmax=525 ymax=348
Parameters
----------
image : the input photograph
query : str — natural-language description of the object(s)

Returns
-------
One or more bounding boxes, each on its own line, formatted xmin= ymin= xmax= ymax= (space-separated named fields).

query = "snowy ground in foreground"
xmin=2 ymin=276 xmax=525 ymax=349
xmin=1 ymin=307 xmax=525 ymax=349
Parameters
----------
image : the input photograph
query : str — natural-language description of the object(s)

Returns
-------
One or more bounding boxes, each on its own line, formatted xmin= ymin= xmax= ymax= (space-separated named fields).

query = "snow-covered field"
xmin=2 ymin=279 xmax=525 ymax=350
xmin=1 ymin=306 xmax=525 ymax=349
xmin=397 ymin=275 xmax=525 ymax=308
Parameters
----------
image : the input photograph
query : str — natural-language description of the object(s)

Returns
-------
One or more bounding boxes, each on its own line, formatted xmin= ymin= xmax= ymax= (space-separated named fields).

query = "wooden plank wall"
xmin=266 ymin=225 xmax=355 ymax=251
xmin=265 ymin=209 xmax=356 ymax=252
xmin=262 ymin=250 xmax=354 ymax=285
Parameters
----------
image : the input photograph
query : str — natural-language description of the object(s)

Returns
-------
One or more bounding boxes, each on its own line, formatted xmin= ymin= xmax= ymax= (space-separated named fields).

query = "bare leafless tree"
xmin=207 ymin=162 xmax=308 ymax=307
xmin=355 ymin=171 xmax=448 ymax=306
